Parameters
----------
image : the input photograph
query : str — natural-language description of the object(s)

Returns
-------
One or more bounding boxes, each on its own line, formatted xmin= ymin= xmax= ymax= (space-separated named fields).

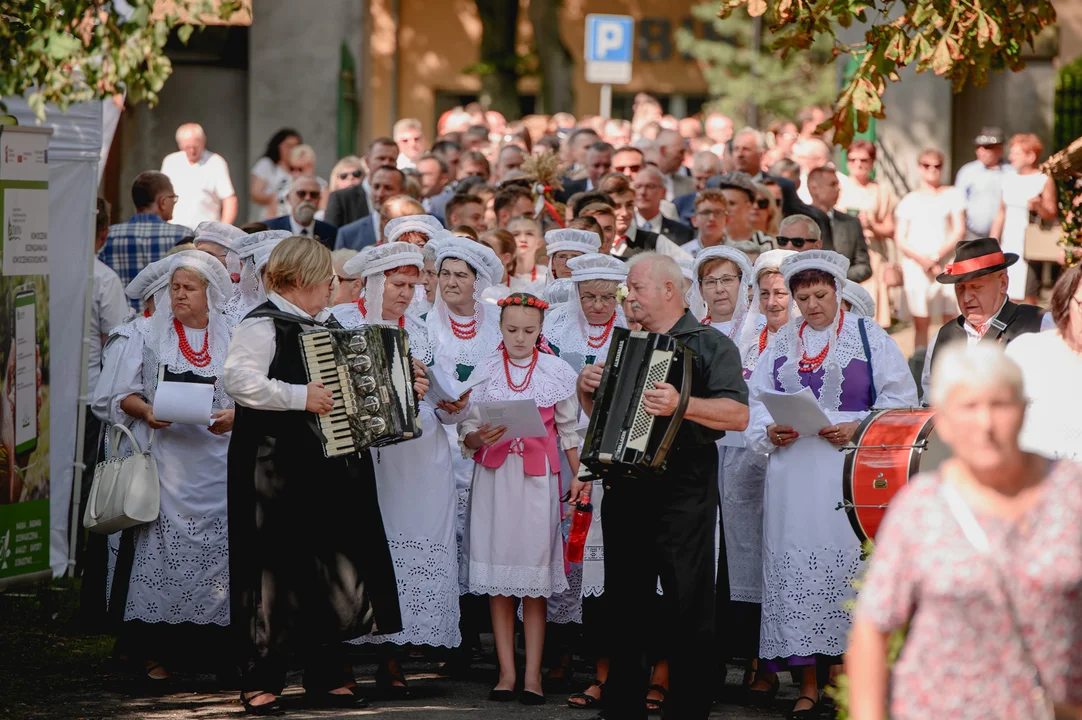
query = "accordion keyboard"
xmin=626 ymin=349 xmax=674 ymax=452
xmin=300 ymin=332 xmax=360 ymax=456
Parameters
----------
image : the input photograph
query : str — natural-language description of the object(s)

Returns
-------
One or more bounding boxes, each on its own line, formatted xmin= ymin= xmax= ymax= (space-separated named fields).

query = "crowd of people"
xmin=80 ymin=95 xmax=1082 ymax=719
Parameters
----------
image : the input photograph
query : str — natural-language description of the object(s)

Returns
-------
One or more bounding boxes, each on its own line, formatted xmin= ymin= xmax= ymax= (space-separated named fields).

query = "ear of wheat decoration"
xmin=522 ymin=151 xmax=567 ymax=228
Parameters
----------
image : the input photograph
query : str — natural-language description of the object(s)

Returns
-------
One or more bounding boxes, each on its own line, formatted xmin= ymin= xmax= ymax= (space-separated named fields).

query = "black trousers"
xmin=242 ymin=641 xmax=352 ymax=696
xmin=601 ymin=453 xmax=718 ymax=720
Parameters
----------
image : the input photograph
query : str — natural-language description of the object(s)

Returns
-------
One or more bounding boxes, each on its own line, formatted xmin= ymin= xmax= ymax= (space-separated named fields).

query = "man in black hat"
xmin=954 ymin=126 xmax=1011 ymax=239
xmin=920 ymin=237 xmax=1048 ymax=399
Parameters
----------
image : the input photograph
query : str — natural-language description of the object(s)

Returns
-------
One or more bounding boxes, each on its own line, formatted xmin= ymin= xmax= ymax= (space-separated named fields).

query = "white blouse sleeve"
xmin=744 ymin=346 xmax=779 ymax=456
xmin=866 ymin=321 xmax=920 ymax=410
xmin=223 ymin=317 xmax=308 ymax=411
xmin=554 ymin=396 xmax=581 ymax=451
xmin=91 ymin=333 xmax=145 ymax=425
xmin=457 ymin=404 xmax=484 ymax=460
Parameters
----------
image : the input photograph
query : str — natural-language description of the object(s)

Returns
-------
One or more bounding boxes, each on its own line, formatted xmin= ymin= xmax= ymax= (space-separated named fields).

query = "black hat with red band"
xmin=935 ymin=237 xmax=1018 ymax=284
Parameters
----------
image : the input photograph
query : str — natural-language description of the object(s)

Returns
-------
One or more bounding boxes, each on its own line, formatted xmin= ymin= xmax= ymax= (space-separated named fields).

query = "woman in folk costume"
xmin=745 ymin=250 xmax=918 ymax=718
xmin=329 ymin=242 xmax=463 ymax=694
xmin=192 ymin=220 xmax=247 ymax=284
xmin=224 ymin=236 xmax=404 ymax=714
xmin=718 ymin=248 xmax=796 ymax=705
xmin=91 ymin=251 xmax=235 ymax=682
xmin=693 ymin=245 xmax=754 ymax=339
xmin=540 ymin=228 xmax=602 ymax=307
xmin=507 ymin=215 xmax=551 ymax=294
xmin=459 ymin=293 xmax=581 ymax=705
xmin=223 ymin=229 xmax=292 ymax=327
xmin=384 ymin=214 xmax=444 ymax=313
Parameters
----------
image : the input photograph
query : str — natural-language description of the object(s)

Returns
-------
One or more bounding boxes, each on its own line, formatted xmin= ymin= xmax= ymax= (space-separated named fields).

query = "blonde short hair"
xmin=290 ymin=144 xmax=316 ymax=166
xmin=756 ymin=265 xmax=783 ymax=284
xmin=929 ymin=341 xmax=1024 ymax=407
xmin=331 ymin=248 xmax=359 ymax=276
xmin=264 ymin=235 xmax=333 ymax=293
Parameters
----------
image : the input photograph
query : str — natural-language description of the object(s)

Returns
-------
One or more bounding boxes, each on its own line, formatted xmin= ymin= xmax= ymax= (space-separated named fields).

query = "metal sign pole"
xmin=600 ymin=84 xmax=612 ymax=119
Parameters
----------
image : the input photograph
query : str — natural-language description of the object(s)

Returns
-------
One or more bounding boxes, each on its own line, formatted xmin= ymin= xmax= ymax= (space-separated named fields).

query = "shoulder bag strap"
xmin=941 ymin=480 xmax=1055 ymax=719
xmin=857 ymin=318 xmax=877 ymax=408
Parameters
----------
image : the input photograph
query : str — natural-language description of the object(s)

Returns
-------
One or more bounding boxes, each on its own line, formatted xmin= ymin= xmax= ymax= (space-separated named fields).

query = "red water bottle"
xmin=566 ymin=496 xmax=593 ymax=563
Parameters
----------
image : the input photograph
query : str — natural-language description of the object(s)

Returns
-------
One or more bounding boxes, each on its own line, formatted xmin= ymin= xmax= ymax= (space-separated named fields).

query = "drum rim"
xmin=842 ymin=409 xmax=937 ymax=545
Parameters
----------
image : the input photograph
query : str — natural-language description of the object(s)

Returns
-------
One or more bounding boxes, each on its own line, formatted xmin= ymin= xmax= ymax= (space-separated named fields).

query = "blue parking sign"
xmin=584 ymin=14 xmax=634 ymax=85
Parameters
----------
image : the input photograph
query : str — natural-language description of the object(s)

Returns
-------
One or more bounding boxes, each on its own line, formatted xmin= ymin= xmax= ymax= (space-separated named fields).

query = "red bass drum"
xmin=840 ymin=408 xmax=952 ymax=544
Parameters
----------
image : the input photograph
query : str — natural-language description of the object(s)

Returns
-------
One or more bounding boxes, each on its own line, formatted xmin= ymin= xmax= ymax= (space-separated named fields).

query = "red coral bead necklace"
xmin=797 ymin=308 xmax=845 ymax=373
xmin=174 ymin=318 xmax=211 ymax=367
xmin=503 ymin=347 xmax=539 ymax=392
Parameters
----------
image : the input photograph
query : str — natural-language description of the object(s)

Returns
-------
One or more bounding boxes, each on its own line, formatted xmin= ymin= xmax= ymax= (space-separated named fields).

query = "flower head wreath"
xmin=497 ymin=292 xmax=554 ymax=353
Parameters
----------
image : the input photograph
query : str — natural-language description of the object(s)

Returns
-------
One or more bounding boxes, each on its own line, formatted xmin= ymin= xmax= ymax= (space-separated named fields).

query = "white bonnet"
xmin=168 ymin=249 xmax=233 ymax=309
xmin=233 ymin=229 xmax=292 ymax=260
xmin=545 ymin=228 xmax=601 ymax=256
xmin=693 ymin=245 xmax=753 ymax=284
xmin=780 ymin=249 xmax=849 ymax=286
xmin=752 ymin=248 xmax=797 ymax=276
xmin=842 ymin=280 xmax=876 ymax=318
xmin=384 ymin=214 xmax=444 ymax=244
xmin=192 ymin=221 xmax=247 ymax=249
xmin=349 ymin=241 xmax=424 ymax=279
xmin=125 ymin=257 xmax=173 ymax=301
xmin=567 ymin=253 xmax=629 ymax=283
xmin=435 ymin=236 xmax=504 ymax=288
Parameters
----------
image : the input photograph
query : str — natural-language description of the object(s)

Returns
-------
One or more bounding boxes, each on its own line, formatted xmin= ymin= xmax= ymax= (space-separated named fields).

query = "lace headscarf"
xmin=384 ymin=214 xmax=443 ymax=244
xmin=693 ymin=245 xmax=753 ymax=339
xmin=152 ymin=250 xmax=233 ymax=380
xmin=125 ymin=257 xmax=173 ymax=312
xmin=736 ymin=249 xmax=798 ymax=364
xmin=430 ymin=236 xmax=505 ymax=352
xmin=775 ymin=250 xmax=851 ymax=410
xmin=193 ymin=221 xmax=247 ymax=283
xmin=234 ymin=230 xmax=292 ymax=313
xmin=842 ymin=280 xmax=876 ymax=320
xmin=346 ymin=242 xmax=424 ymax=327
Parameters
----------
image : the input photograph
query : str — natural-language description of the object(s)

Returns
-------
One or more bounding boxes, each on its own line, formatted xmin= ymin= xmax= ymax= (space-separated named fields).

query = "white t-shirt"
xmin=250 ymin=156 xmax=292 ymax=221
xmin=895 ymin=187 xmax=966 ymax=257
xmin=90 ymin=258 xmax=130 ymax=394
xmin=160 ymin=150 xmax=236 ymax=229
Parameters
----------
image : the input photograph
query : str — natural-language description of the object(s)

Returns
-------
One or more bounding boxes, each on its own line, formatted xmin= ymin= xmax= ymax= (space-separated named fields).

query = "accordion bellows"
xmin=300 ymin=326 xmax=422 ymax=457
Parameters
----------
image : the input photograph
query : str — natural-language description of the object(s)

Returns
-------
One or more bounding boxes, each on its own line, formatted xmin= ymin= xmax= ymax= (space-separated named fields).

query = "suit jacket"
xmin=656 ymin=216 xmax=695 ymax=247
xmin=824 ymin=210 xmax=872 ymax=283
xmin=706 ymin=171 xmax=833 ymax=246
xmin=618 ymin=226 xmax=661 ymax=260
xmin=324 ymin=184 xmax=371 ymax=228
xmin=669 ymin=173 xmax=695 ymax=200
xmin=264 ymin=216 xmax=338 ymax=250
xmin=554 ymin=177 xmax=589 ymax=204
xmin=673 ymin=192 xmax=697 ymax=226
xmin=335 ymin=214 xmax=377 ymax=251
xmin=424 ymin=186 xmax=454 ymax=224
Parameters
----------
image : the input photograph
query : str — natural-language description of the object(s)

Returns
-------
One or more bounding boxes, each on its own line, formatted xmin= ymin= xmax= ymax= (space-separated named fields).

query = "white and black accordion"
xmin=582 ymin=328 xmax=694 ymax=474
xmin=299 ymin=326 xmax=422 ymax=457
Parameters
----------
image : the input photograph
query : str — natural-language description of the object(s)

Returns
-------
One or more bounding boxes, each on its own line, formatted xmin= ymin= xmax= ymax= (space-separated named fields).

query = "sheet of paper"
xmin=477 ymin=399 xmax=547 ymax=439
xmin=152 ymin=381 xmax=215 ymax=426
xmin=426 ymin=365 xmax=489 ymax=404
xmin=758 ymin=387 xmax=832 ymax=437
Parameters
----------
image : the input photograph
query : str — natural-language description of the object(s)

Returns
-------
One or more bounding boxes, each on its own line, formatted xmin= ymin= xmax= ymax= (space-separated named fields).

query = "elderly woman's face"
xmin=701 ymin=260 xmax=741 ymax=321
xmin=759 ymin=272 xmax=790 ymax=330
xmin=578 ymin=279 xmax=620 ymax=325
xmin=170 ymin=268 xmax=210 ymax=326
xmin=793 ymin=280 xmax=838 ymax=330
xmin=939 ymin=382 xmax=1025 ymax=473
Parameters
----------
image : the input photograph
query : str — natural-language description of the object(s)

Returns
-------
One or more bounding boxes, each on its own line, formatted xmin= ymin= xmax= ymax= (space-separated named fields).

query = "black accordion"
xmin=582 ymin=328 xmax=694 ymax=474
xmin=299 ymin=326 xmax=422 ymax=457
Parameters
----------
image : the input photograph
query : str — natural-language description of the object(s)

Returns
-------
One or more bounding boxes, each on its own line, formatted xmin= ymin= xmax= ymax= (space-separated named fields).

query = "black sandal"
xmin=240 ymin=691 xmax=282 ymax=716
xmin=645 ymin=684 xmax=667 ymax=715
xmin=568 ymin=682 xmax=604 ymax=709
xmin=745 ymin=673 xmax=780 ymax=707
xmin=787 ymin=694 xmax=819 ymax=719
xmin=375 ymin=661 xmax=411 ymax=698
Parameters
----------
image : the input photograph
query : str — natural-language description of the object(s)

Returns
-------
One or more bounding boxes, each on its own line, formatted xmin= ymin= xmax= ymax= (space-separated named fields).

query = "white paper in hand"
xmin=152 ymin=381 xmax=215 ymax=426
xmin=426 ymin=365 xmax=490 ymax=404
xmin=477 ymin=399 xmax=547 ymax=438
xmin=758 ymin=387 xmax=831 ymax=436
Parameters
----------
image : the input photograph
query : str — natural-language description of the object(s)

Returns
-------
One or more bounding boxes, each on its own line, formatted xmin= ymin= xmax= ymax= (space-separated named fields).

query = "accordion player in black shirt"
xmin=572 ymin=252 xmax=750 ymax=720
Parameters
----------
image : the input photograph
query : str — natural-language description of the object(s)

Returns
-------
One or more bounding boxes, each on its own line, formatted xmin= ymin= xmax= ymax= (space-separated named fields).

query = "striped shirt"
xmin=99 ymin=214 xmax=192 ymax=306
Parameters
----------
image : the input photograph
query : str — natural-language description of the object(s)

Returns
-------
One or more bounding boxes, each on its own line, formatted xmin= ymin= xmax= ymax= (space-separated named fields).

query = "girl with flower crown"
xmin=459 ymin=292 xmax=581 ymax=706
xmin=744 ymin=250 xmax=917 ymax=717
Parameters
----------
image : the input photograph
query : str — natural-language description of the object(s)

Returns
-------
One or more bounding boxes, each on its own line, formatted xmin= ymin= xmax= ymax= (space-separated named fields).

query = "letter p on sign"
xmin=597 ymin=22 xmax=624 ymax=58
xmin=585 ymin=14 xmax=633 ymax=84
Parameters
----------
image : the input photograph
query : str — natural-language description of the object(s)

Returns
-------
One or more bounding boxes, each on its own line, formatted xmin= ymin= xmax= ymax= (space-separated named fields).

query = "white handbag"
xmin=84 ymin=424 xmax=160 ymax=534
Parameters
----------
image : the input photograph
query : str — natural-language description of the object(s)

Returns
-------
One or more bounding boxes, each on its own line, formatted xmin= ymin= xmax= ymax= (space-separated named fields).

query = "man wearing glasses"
xmin=265 ymin=175 xmax=338 ymax=250
xmin=682 ymin=189 xmax=730 ymax=256
xmin=634 ymin=166 xmax=695 ymax=246
xmin=954 ymin=126 xmax=1012 ymax=240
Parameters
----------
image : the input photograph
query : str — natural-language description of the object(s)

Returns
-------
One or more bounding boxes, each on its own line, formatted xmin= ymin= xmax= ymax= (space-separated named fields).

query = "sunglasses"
xmin=294 ymin=190 xmax=321 ymax=200
xmin=338 ymin=169 xmax=363 ymax=180
xmin=755 ymin=198 xmax=771 ymax=209
xmin=614 ymin=164 xmax=643 ymax=173
xmin=920 ymin=162 xmax=942 ymax=170
xmin=776 ymin=236 xmax=814 ymax=249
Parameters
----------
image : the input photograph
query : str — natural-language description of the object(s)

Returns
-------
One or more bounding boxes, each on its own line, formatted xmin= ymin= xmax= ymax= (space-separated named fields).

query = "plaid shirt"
xmin=100 ymin=214 xmax=192 ymax=307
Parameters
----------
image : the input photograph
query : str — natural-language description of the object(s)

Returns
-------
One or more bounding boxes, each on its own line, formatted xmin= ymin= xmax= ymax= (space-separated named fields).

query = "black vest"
xmin=622 ymin=227 xmax=660 ymax=259
xmin=930 ymin=300 xmax=1044 ymax=373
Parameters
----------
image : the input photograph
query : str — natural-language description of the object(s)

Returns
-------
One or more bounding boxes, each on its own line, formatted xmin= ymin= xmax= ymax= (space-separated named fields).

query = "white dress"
xmin=1000 ymin=172 xmax=1048 ymax=299
xmin=510 ymin=264 xmax=551 ymax=295
xmin=459 ymin=352 xmax=580 ymax=598
xmin=746 ymin=313 xmax=917 ymax=659
xmin=1005 ymin=329 xmax=1082 ymax=462
xmin=895 ymin=188 xmax=964 ymax=318
xmin=91 ymin=315 xmax=233 ymax=627
xmin=331 ymin=302 xmax=462 ymax=648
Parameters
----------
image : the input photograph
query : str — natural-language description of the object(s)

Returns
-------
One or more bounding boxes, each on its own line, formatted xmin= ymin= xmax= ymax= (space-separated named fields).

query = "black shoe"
xmin=745 ymin=674 xmax=780 ymax=707
xmin=375 ymin=662 xmax=411 ymax=699
xmin=489 ymin=688 xmax=517 ymax=702
xmin=305 ymin=690 xmax=370 ymax=709
xmin=787 ymin=694 xmax=820 ymax=719
xmin=240 ymin=691 xmax=283 ymax=716
xmin=519 ymin=690 xmax=546 ymax=706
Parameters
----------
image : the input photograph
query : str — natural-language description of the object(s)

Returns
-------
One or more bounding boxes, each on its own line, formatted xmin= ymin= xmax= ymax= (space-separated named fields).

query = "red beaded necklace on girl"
xmin=174 ymin=317 xmax=211 ymax=367
xmin=505 ymin=265 xmax=538 ymax=287
xmin=503 ymin=347 xmax=540 ymax=392
xmin=797 ymin=307 xmax=845 ymax=373
xmin=357 ymin=296 xmax=405 ymax=328
xmin=587 ymin=312 xmax=617 ymax=349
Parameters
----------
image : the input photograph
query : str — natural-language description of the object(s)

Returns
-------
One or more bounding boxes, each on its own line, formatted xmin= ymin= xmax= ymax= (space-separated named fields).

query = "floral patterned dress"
xmin=855 ymin=462 xmax=1082 ymax=719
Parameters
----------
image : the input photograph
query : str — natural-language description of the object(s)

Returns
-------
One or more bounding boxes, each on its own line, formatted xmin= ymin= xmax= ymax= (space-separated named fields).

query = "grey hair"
xmin=175 ymin=122 xmax=205 ymax=143
xmin=289 ymin=173 xmax=321 ymax=194
xmin=692 ymin=150 xmax=722 ymax=173
xmin=930 ymin=341 xmax=1025 ymax=407
xmin=627 ymin=251 xmax=684 ymax=290
xmin=332 ymin=248 xmax=359 ymax=276
xmin=422 ymin=243 xmax=439 ymax=263
xmin=779 ymin=214 xmax=821 ymax=240
xmin=170 ymin=264 xmax=209 ymax=286
xmin=734 ymin=128 xmax=766 ymax=151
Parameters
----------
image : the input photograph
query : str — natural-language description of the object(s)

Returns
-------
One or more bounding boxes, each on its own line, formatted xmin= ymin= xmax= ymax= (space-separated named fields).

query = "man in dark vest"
xmin=920 ymin=237 xmax=1047 ymax=399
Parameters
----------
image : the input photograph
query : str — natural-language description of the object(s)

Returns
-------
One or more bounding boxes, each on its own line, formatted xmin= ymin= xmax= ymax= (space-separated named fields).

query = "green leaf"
xmin=128 ymin=4 xmax=150 ymax=27
xmin=45 ymin=32 xmax=81 ymax=60
xmin=177 ymin=24 xmax=194 ymax=44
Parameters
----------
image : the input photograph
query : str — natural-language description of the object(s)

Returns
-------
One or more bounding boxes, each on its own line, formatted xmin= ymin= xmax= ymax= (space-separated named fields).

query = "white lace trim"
xmin=427 ymin=305 xmax=503 ymax=378
xmin=773 ymin=306 xmax=867 ymax=413
xmin=132 ymin=316 xmax=234 ymax=413
xmin=518 ymin=563 xmax=583 ymax=624
xmin=759 ymin=545 xmax=861 ymax=659
xmin=123 ymin=510 xmax=230 ymax=626
xmin=542 ymin=302 xmax=626 ymax=364
xmin=541 ymin=279 xmax=576 ymax=306
xmin=466 ymin=560 xmax=570 ymax=598
xmin=471 ymin=352 xmax=578 ymax=407
xmin=350 ymin=534 xmax=461 ymax=647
